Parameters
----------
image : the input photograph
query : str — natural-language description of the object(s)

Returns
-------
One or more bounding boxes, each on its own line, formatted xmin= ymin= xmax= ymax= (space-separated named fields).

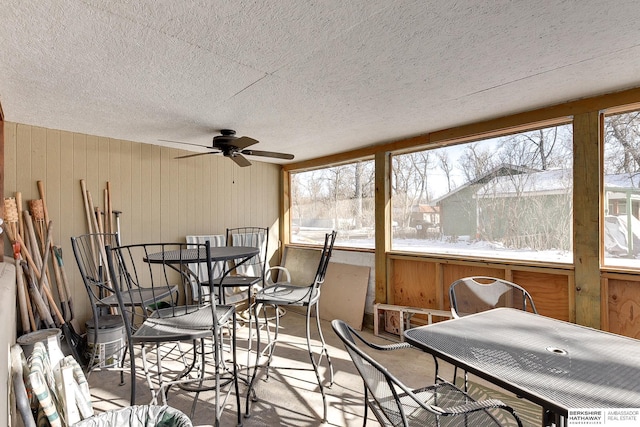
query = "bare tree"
xmin=605 ymin=111 xmax=640 ymax=174
xmin=392 ymin=154 xmax=422 ymax=228
xmin=460 ymin=143 xmax=496 ymax=182
xmin=437 ymin=150 xmax=454 ymax=192
xmin=409 ymin=151 xmax=434 ymax=203
xmin=498 ymin=127 xmax=563 ymax=170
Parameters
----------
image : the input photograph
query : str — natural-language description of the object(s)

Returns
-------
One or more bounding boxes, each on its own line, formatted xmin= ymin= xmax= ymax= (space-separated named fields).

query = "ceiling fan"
xmin=162 ymin=129 xmax=294 ymax=167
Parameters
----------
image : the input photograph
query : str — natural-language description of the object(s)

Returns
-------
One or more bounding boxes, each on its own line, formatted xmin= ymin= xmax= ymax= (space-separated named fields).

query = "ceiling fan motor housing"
xmin=213 ymin=129 xmax=238 ymax=148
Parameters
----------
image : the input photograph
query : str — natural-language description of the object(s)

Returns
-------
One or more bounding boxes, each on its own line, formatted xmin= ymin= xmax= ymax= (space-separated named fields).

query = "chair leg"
xmin=119 ymin=343 xmax=128 ymax=386
xmin=129 ymin=341 xmax=137 ymax=406
xmin=265 ymin=303 xmax=280 ymax=380
xmin=245 ymin=302 xmax=262 ymax=418
xmin=231 ymin=312 xmax=242 ymax=427
xmin=362 ymin=386 xmax=368 ymax=427
xmin=314 ymin=301 xmax=334 ymax=386
xmin=189 ymin=338 xmax=206 ymax=419
xmin=306 ymin=304 xmax=328 ymax=423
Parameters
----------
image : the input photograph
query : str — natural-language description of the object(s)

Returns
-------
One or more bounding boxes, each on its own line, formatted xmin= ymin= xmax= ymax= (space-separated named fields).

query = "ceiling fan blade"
xmin=231 ymin=136 xmax=259 ymax=150
xmin=160 ymin=139 xmax=210 ymax=149
xmin=241 ymin=149 xmax=295 ymax=160
xmin=175 ymin=152 xmax=218 ymax=159
xmin=230 ymin=153 xmax=252 ymax=167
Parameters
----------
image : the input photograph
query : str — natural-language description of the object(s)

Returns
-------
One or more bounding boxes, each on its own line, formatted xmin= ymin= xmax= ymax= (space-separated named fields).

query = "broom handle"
xmin=15 ymin=226 xmax=53 ymax=322
xmin=23 ymin=212 xmax=49 ymax=296
xmin=38 ymin=181 xmax=71 ymax=320
xmin=15 ymin=254 xmax=31 ymax=334
xmin=80 ymin=180 xmax=94 ymax=234
xmin=15 ymin=192 xmax=24 ymax=238
xmin=36 ymin=221 xmax=61 ymax=326
xmin=87 ymin=191 xmax=111 ymax=282
xmin=22 ymin=262 xmax=55 ymax=329
xmin=106 ymin=182 xmax=113 ymax=235
xmin=17 ymin=219 xmax=56 ymax=329
xmin=53 ymin=246 xmax=74 ymax=320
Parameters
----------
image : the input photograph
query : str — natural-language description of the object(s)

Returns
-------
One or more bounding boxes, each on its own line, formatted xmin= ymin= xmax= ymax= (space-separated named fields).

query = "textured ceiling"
xmin=2 ymin=1 xmax=640 ymax=165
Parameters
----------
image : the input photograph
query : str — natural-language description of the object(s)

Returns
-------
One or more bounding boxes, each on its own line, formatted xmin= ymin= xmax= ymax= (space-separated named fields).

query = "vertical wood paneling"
xmin=191 ymin=156 xmax=201 ymax=232
xmin=391 ymin=259 xmax=438 ymax=308
xmin=150 ymin=145 xmax=162 ymax=241
xmin=4 ymin=122 xmax=17 ymax=192
xmin=607 ymin=278 xmax=640 ymax=338
xmin=512 ymin=270 xmax=570 ymax=321
xmin=31 ymin=127 xmax=46 ymax=188
xmin=117 ymin=139 xmax=132 ymax=242
xmin=85 ymin=135 xmax=100 ymax=218
xmin=3 ymin=121 xmax=281 ymax=330
xmin=17 ymin=125 xmax=33 ymax=200
xmin=45 ymin=129 xmax=62 ymax=243
xmin=390 ymin=256 xmax=572 ymax=322
xmin=144 ymin=144 xmax=153 ymax=238
xmin=59 ymin=131 xmax=74 ymax=252
xmin=96 ymin=136 xmax=109 ymax=231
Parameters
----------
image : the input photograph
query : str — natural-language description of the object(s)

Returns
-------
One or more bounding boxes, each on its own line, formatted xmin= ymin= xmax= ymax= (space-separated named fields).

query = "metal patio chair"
xmin=331 ymin=319 xmax=523 ymax=427
xmin=105 ymin=242 xmax=241 ymax=426
xmin=70 ymin=233 xmax=129 ymax=380
xmin=245 ymin=230 xmax=337 ymax=423
xmin=210 ymin=226 xmax=269 ymax=306
xmin=185 ymin=234 xmax=227 ymax=304
xmin=449 ymin=276 xmax=537 ymax=319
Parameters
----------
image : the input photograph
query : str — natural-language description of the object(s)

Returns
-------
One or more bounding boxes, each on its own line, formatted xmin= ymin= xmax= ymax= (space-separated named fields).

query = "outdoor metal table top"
xmin=404 ymin=307 xmax=640 ymax=418
xmin=144 ymin=246 xmax=259 ymax=264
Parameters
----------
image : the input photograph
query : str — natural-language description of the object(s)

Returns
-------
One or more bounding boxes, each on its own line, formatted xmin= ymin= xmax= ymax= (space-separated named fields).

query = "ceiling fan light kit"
xmin=170 ymin=129 xmax=294 ymax=167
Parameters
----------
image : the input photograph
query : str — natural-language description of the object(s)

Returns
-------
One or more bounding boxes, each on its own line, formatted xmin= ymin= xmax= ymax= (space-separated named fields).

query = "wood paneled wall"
xmin=389 ymin=255 xmax=573 ymax=322
xmin=3 ymin=121 xmax=282 ymax=328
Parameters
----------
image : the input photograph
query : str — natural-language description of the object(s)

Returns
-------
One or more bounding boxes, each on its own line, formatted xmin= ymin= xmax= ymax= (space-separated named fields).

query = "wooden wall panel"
xmin=3 ymin=122 xmax=282 ymax=330
xmin=607 ymin=278 xmax=640 ymax=339
xmin=511 ymin=270 xmax=570 ymax=321
xmin=390 ymin=259 xmax=438 ymax=308
xmin=390 ymin=256 xmax=573 ymax=323
xmin=4 ymin=123 xmax=16 ymax=192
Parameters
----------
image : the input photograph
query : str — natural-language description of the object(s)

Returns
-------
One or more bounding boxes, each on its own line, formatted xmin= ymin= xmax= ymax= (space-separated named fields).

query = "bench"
xmin=373 ymin=303 xmax=452 ymax=341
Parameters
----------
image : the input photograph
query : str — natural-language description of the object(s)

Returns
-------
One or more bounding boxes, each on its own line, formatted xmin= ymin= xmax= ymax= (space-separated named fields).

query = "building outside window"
xmin=392 ymin=124 xmax=574 ymax=263
xmin=604 ymin=109 xmax=640 ymax=268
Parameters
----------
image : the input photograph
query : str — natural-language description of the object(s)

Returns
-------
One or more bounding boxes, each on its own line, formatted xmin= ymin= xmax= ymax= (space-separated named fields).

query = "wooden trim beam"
xmin=573 ymin=111 xmax=601 ymax=328
xmin=374 ymin=151 xmax=391 ymax=304
xmin=281 ymin=168 xmax=291 ymax=246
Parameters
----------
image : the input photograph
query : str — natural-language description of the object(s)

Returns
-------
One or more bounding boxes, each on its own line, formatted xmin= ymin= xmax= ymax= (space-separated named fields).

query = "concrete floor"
xmin=86 ymin=310 xmax=540 ymax=426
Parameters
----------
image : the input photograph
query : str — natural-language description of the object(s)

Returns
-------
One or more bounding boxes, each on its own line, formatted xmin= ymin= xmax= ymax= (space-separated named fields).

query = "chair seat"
xmin=99 ymin=286 xmax=178 ymax=307
xmin=133 ymin=304 xmax=234 ymax=342
xmin=255 ymin=283 xmax=318 ymax=306
xmin=385 ymin=382 xmax=505 ymax=426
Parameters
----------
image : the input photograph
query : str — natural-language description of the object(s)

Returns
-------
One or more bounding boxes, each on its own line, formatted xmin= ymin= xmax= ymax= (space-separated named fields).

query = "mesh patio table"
xmin=404 ymin=308 xmax=640 ymax=426
xmin=145 ymin=246 xmax=260 ymax=299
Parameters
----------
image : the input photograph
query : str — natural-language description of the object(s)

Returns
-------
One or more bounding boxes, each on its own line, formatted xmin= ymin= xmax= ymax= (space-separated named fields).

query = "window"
xmin=290 ymin=160 xmax=375 ymax=248
xmin=391 ymin=124 xmax=573 ymax=263
xmin=603 ymin=109 xmax=640 ymax=268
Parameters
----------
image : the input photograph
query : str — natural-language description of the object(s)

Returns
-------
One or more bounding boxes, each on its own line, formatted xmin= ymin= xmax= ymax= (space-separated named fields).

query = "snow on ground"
xmin=295 ymin=228 xmax=640 ymax=268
